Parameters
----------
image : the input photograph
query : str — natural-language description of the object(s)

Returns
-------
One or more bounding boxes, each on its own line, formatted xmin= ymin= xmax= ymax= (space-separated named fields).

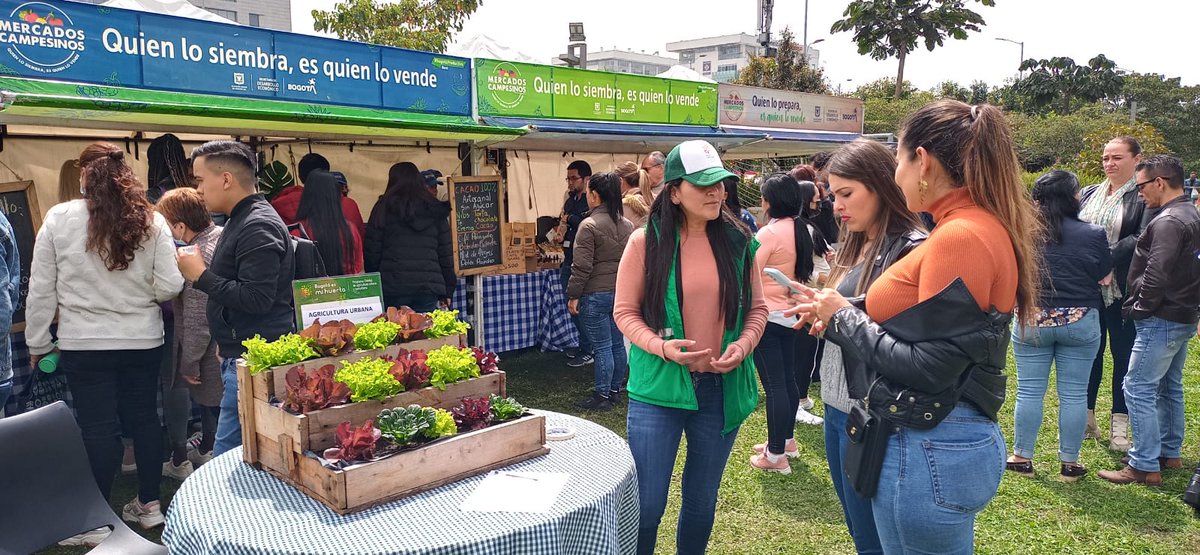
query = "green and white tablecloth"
xmin=162 ymin=412 xmax=638 ymax=554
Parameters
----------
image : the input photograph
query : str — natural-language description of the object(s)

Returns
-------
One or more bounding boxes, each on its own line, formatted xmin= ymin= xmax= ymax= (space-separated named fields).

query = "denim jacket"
xmin=0 ymin=213 xmax=20 ymax=384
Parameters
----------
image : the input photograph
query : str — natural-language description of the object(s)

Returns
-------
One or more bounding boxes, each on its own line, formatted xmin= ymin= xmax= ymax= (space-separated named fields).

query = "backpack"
xmin=289 ymin=223 xmax=328 ymax=279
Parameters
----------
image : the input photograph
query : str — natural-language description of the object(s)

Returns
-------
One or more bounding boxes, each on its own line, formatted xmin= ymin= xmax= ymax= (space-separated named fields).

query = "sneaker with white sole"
xmin=188 ymin=447 xmax=214 ymax=468
xmin=795 ymin=406 xmax=824 ymax=425
xmin=799 ymin=398 xmax=815 ymax=411
xmin=163 ymin=459 xmax=195 ymax=481
xmin=58 ymin=527 xmax=112 ymax=547
xmin=752 ymin=439 xmax=800 ymax=458
xmin=566 ymin=354 xmax=594 ymax=368
xmin=750 ymin=452 xmax=793 ymax=474
xmin=123 ymin=497 xmax=165 ymax=529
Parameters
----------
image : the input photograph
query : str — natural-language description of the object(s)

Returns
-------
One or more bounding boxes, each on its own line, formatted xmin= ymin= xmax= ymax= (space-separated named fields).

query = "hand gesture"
xmin=786 ymin=287 xmax=852 ymax=336
xmin=176 ymin=248 xmax=207 ymax=282
xmin=709 ymin=343 xmax=746 ymax=373
xmin=661 ymin=339 xmax=712 ymax=368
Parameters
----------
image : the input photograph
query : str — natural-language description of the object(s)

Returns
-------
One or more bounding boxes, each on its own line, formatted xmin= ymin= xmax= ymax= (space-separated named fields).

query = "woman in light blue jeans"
xmin=1008 ymin=170 xmax=1112 ymax=480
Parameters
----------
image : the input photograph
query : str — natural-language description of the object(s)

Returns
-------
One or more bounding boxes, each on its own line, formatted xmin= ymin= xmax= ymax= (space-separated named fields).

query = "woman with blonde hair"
xmin=616 ymin=160 xmax=653 ymax=227
xmin=789 ymin=101 xmax=1041 ymax=552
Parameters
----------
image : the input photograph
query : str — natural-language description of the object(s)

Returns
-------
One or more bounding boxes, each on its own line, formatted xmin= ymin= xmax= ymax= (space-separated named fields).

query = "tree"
xmin=312 ymin=0 xmax=481 ymax=52
xmin=1116 ymin=73 xmax=1200 ymax=170
xmin=1008 ymin=103 xmax=1122 ymax=171
xmin=1013 ymin=55 xmax=1124 ymax=115
xmin=734 ymin=28 xmax=830 ymax=94
xmin=851 ymin=77 xmax=917 ymax=101
xmin=1074 ymin=121 xmax=1169 ymax=177
xmin=934 ymin=80 xmax=970 ymax=102
xmin=862 ymin=91 xmax=936 ymax=134
xmin=968 ymin=80 xmax=990 ymax=104
xmin=831 ymin=0 xmax=994 ymax=98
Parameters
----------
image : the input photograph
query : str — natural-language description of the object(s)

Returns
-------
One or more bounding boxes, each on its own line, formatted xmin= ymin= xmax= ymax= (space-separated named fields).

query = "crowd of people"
xmin=0 ymin=95 xmax=1198 ymax=553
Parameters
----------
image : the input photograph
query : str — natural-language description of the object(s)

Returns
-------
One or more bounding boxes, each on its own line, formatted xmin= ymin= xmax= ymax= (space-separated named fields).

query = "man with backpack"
xmin=177 ymin=140 xmax=296 ymax=456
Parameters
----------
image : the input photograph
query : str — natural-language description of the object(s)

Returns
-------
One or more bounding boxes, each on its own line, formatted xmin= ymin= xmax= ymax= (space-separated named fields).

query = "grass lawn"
xmin=37 ymin=337 xmax=1200 ymax=554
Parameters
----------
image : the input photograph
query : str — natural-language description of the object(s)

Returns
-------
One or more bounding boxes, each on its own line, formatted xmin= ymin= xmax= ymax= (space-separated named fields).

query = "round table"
xmin=162 ymin=412 xmax=639 ymax=555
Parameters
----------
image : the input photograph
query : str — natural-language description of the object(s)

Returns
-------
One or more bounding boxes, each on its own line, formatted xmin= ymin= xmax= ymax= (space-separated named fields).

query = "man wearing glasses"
xmin=558 ymin=160 xmax=594 ymax=366
xmin=1099 ymin=155 xmax=1200 ymax=486
xmin=641 ymin=151 xmax=666 ymax=198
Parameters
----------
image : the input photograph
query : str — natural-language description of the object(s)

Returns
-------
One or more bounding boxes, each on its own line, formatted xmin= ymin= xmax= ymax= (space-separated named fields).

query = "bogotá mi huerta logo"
xmin=1 ymin=1 xmax=85 ymax=73
xmin=486 ymin=61 xmax=526 ymax=109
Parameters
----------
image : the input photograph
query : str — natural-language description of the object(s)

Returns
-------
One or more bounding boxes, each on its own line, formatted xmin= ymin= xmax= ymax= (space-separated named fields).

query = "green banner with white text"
xmin=475 ymin=58 xmax=718 ymax=126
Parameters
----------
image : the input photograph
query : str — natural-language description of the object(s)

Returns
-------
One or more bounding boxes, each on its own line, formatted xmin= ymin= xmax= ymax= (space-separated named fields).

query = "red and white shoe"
xmin=752 ymin=438 xmax=800 ymax=458
xmin=750 ymin=452 xmax=792 ymax=474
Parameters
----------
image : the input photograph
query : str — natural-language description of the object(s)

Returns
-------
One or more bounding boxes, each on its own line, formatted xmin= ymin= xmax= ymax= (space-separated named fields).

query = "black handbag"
xmin=843 ymin=399 xmax=890 ymax=499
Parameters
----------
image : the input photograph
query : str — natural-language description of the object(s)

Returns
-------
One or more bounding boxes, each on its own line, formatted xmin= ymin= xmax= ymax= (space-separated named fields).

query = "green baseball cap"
xmin=662 ymin=140 xmax=738 ymax=186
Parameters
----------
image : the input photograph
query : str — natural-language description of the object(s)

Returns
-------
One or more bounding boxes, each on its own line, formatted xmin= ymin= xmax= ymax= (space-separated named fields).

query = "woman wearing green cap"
xmin=614 ymin=140 xmax=767 ymax=555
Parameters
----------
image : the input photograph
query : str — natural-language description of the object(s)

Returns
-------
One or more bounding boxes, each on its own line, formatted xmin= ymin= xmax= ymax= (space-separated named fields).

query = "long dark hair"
xmin=643 ymin=179 xmax=752 ymax=331
xmin=296 ymin=170 xmax=356 ymax=275
xmin=826 ymin=139 xmax=925 ymax=294
xmin=79 ymin=143 xmax=154 ymax=271
xmin=588 ymin=171 xmax=624 ymax=224
xmin=899 ymin=100 xmax=1041 ymax=321
xmin=762 ymin=174 xmax=829 ymax=282
xmin=1031 ymin=170 xmax=1081 ymax=244
xmin=381 ymin=162 xmax=436 ymax=221
xmin=147 ymin=134 xmax=191 ymax=201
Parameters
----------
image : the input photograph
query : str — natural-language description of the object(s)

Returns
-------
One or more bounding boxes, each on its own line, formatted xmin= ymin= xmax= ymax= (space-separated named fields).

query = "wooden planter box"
xmin=250 ymin=413 xmax=549 ymax=515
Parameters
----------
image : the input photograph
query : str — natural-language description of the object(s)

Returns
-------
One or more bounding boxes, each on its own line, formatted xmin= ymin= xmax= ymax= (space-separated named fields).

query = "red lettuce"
xmin=283 ymin=364 xmax=351 ymax=414
xmin=452 ymin=396 xmax=494 ymax=432
xmin=298 ymin=319 xmax=358 ymax=356
xmin=472 ymin=347 xmax=500 ymax=375
xmin=323 ymin=419 xmax=381 ymax=463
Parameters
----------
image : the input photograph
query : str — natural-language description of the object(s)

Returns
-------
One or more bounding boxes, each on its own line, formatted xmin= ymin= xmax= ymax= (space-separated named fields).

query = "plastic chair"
xmin=0 ymin=401 xmax=167 ymax=555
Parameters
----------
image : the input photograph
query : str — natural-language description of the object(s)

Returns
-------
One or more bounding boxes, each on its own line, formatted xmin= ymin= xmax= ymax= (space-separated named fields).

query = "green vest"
xmin=626 ymin=222 xmax=760 ymax=435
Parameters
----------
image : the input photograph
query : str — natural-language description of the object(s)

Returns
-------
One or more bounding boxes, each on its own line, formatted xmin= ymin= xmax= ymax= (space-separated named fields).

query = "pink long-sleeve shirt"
xmin=615 ymin=227 xmax=768 ymax=373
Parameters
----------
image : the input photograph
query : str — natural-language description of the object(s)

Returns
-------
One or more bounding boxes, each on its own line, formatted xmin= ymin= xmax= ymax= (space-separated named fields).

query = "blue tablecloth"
xmin=163 ymin=411 xmax=639 ymax=555
xmin=451 ymin=269 xmax=580 ymax=354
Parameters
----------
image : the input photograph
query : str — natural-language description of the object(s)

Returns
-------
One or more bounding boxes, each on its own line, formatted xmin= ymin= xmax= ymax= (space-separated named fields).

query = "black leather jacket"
xmin=1122 ymin=195 xmax=1200 ymax=324
xmin=1080 ymin=183 xmax=1159 ymax=291
xmin=827 ymin=278 xmax=1013 ymax=424
xmin=838 ymin=227 xmax=927 ymax=400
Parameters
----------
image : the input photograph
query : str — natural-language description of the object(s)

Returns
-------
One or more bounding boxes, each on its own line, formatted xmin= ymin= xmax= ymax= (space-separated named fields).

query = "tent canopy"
xmin=447 ymin=34 xmax=541 ymax=64
xmin=656 ymin=65 xmax=717 ymax=83
xmin=0 ymin=77 xmax=521 ymax=143
xmin=719 ymin=124 xmax=861 ymax=159
xmin=481 ymin=116 xmax=765 ymax=154
xmin=101 ymin=0 xmax=236 ymax=23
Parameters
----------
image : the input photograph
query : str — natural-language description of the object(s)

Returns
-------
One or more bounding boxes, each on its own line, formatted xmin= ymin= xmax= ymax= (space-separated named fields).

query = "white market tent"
xmin=447 ymin=34 xmax=540 ymax=64
xmin=100 ymin=0 xmax=236 ymax=23
xmin=655 ymin=65 xmax=717 ymax=83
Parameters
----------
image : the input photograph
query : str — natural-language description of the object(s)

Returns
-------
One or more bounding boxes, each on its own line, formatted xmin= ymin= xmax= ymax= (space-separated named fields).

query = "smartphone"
xmin=763 ymin=268 xmax=802 ymax=294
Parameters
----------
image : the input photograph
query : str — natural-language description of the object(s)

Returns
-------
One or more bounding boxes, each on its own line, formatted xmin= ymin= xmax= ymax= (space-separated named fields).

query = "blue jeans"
xmin=1011 ymin=310 xmax=1101 ymax=463
xmin=560 ymin=265 xmax=591 ymax=355
xmin=214 ymin=357 xmax=242 ymax=457
xmin=873 ymin=403 xmax=1005 ymax=554
xmin=627 ymin=373 xmax=739 ymax=555
xmin=1123 ymin=317 xmax=1196 ymax=472
xmin=753 ymin=322 xmax=799 ymax=455
xmin=0 ymin=378 xmax=10 ymax=415
xmin=578 ymin=292 xmax=626 ymax=394
xmin=824 ymin=405 xmax=883 ymax=555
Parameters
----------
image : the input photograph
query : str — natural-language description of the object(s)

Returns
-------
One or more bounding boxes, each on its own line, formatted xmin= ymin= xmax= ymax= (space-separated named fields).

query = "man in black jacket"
xmin=558 ymin=160 xmax=593 ymax=365
xmin=1099 ymin=155 xmax=1200 ymax=486
xmin=178 ymin=141 xmax=296 ymax=457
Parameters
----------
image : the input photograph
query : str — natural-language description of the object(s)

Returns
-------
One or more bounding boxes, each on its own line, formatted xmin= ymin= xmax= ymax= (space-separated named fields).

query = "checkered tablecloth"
xmin=451 ymin=270 xmax=580 ymax=353
xmin=162 ymin=411 xmax=639 ymax=555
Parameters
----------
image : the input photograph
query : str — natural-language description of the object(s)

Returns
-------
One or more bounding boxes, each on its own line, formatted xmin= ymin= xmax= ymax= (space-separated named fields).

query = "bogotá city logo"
xmin=2 ymin=2 xmax=85 ymax=73
xmin=721 ymin=91 xmax=745 ymax=122
xmin=486 ymin=62 xmax=526 ymax=109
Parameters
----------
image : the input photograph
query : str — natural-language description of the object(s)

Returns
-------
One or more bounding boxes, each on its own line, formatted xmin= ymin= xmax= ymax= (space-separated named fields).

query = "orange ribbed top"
xmin=865 ymin=187 xmax=1018 ymax=323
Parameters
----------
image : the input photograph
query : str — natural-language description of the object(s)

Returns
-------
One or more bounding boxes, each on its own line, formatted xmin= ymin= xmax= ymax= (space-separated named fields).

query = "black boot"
xmin=578 ymin=391 xmax=613 ymax=411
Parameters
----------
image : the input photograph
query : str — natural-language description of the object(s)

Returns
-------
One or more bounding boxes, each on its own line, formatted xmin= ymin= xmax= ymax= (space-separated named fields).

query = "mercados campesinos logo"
xmin=721 ymin=91 xmax=745 ymax=122
xmin=1 ymin=1 xmax=85 ymax=73
xmin=486 ymin=61 xmax=526 ymax=109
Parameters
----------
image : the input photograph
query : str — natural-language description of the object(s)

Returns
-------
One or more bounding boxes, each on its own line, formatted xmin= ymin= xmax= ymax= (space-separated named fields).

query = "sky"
xmin=290 ymin=0 xmax=1198 ymax=91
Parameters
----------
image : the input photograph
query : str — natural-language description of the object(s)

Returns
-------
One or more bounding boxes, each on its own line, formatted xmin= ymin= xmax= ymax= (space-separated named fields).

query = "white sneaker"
xmin=799 ymin=398 xmax=815 ymax=411
xmin=58 ymin=527 xmax=112 ymax=547
xmin=795 ymin=406 xmax=824 ymax=425
xmin=122 ymin=498 xmax=165 ymax=529
xmin=188 ymin=447 xmax=214 ymax=468
xmin=163 ymin=459 xmax=195 ymax=481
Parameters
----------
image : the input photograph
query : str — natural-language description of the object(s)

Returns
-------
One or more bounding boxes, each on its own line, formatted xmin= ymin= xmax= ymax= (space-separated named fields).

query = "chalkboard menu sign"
xmin=448 ymin=176 xmax=505 ymax=275
xmin=0 ymin=182 xmax=41 ymax=332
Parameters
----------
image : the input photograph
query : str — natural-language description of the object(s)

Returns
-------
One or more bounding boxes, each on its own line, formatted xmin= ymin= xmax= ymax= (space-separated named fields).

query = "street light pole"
xmin=995 ymin=37 xmax=1025 ymax=78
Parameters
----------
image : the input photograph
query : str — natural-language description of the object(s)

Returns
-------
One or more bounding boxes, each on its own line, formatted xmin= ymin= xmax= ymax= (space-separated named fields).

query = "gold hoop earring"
xmin=919 ymin=179 xmax=929 ymax=204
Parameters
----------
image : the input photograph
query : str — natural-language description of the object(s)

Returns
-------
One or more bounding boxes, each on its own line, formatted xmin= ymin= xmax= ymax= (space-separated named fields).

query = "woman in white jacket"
xmin=26 ymin=143 xmax=183 ymax=542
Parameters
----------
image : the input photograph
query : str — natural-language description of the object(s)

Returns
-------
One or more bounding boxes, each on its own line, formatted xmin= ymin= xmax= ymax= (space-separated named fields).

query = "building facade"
xmin=666 ymin=33 xmax=819 ymax=83
xmin=192 ymin=0 xmax=291 ymax=30
xmin=582 ymin=48 xmax=677 ymax=76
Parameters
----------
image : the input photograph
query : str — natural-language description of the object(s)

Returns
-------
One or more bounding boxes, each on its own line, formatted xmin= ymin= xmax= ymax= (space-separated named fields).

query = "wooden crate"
xmin=251 ymin=413 xmax=549 ymax=515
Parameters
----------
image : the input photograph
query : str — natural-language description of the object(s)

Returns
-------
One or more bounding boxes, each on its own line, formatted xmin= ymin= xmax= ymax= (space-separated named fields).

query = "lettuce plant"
xmin=335 ymin=357 xmax=404 ymax=402
xmin=242 ymin=333 xmax=320 ymax=374
xmin=426 ymin=346 xmax=481 ymax=390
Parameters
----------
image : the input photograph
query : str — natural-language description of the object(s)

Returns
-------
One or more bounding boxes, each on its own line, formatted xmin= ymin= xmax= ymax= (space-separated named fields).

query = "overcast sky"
xmin=291 ymin=0 xmax=1197 ymax=91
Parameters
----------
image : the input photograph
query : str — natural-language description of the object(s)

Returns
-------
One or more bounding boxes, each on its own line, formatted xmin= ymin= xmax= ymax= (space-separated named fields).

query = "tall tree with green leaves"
xmin=831 ymin=0 xmax=994 ymax=98
xmin=1014 ymin=55 xmax=1124 ymax=115
xmin=312 ymin=0 xmax=481 ymax=52
xmin=734 ymin=28 xmax=830 ymax=94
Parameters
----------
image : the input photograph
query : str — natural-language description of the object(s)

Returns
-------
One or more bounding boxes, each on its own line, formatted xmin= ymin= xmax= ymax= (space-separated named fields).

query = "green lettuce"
xmin=242 ymin=334 xmax=320 ymax=375
xmin=376 ymin=405 xmax=434 ymax=446
xmin=489 ymin=394 xmax=525 ymax=421
xmin=426 ymin=408 xmax=458 ymax=439
xmin=425 ymin=309 xmax=471 ymax=339
xmin=353 ymin=320 xmax=401 ymax=351
xmin=426 ymin=346 xmax=481 ymax=390
xmin=335 ymin=358 xmax=403 ymax=402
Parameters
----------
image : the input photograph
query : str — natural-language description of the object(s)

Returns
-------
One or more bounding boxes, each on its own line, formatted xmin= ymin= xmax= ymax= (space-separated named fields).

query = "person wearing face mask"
xmin=1079 ymin=136 xmax=1157 ymax=452
xmin=615 ymin=140 xmax=767 ymax=555
xmin=155 ymin=188 xmax=224 ymax=477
